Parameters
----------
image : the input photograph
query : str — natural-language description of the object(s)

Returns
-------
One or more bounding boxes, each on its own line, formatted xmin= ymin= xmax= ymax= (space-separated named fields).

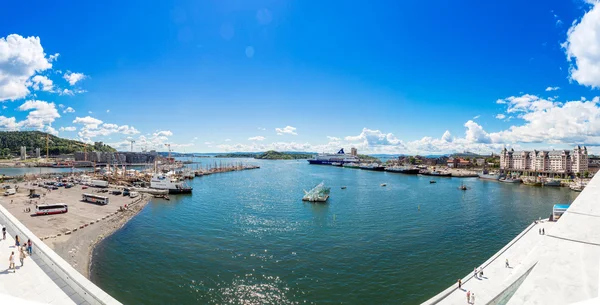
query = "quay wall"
xmin=421 ymin=220 xmax=540 ymax=305
xmin=0 ymin=203 xmax=121 ymax=305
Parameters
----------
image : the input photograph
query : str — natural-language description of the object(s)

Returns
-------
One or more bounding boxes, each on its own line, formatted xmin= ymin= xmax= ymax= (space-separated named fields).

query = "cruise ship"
xmin=307 ymin=149 xmax=359 ymax=165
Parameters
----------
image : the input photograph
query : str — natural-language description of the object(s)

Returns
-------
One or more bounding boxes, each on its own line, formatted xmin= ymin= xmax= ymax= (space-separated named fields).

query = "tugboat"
xmin=359 ymin=163 xmax=385 ymax=171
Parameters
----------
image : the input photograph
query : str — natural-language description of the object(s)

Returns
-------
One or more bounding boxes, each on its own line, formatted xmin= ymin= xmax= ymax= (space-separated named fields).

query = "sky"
xmin=2 ymin=0 xmax=600 ymax=155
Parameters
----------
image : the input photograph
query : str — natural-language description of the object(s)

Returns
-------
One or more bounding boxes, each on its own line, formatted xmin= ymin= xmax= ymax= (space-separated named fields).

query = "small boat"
xmin=359 ymin=163 xmax=385 ymax=171
xmin=478 ymin=170 xmax=502 ymax=181
xmin=500 ymin=177 xmax=522 ymax=184
xmin=430 ymin=180 xmax=436 ymax=184
xmin=543 ymin=180 xmax=562 ymax=187
xmin=523 ymin=178 xmax=542 ymax=187
xmin=341 ymin=186 xmax=347 ymax=189
xmin=331 ymin=162 xmax=342 ymax=166
xmin=459 ymin=184 xmax=468 ymax=190
xmin=343 ymin=162 xmax=360 ymax=169
xmin=420 ymin=170 xmax=452 ymax=177
xmin=381 ymin=183 xmax=387 ymax=187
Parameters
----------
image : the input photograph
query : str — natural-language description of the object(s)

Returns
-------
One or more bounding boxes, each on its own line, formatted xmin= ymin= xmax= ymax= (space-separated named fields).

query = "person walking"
xmin=542 ymin=228 xmax=545 ymax=235
xmin=539 ymin=228 xmax=541 ymax=235
xmin=19 ymin=246 xmax=26 ymax=266
xmin=9 ymin=252 xmax=15 ymax=272
xmin=15 ymin=234 xmax=20 ymax=247
xmin=467 ymin=291 xmax=471 ymax=303
xmin=471 ymin=292 xmax=476 ymax=304
xmin=473 ymin=268 xmax=478 ymax=279
xmin=2 ymin=226 xmax=5 ymax=240
xmin=27 ymin=239 xmax=32 ymax=255
xmin=479 ymin=267 xmax=484 ymax=278
xmin=506 ymin=259 xmax=510 ymax=268
xmin=458 ymin=278 xmax=462 ymax=289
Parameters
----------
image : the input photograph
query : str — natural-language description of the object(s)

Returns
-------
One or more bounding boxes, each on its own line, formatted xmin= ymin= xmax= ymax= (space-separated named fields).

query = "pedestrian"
xmin=19 ymin=246 xmax=26 ymax=266
xmin=458 ymin=278 xmax=462 ymax=289
xmin=505 ymin=259 xmax=510 ymax=268
xmin=15 ymin=234 xmax=20 ymax=247
xmin=542 ymin=228 xmax=545 ymax=235
xmin=474 ymin=267 xmax=478 ymax=279
xmin=479 ymin=268 xmax=484 ymax=278
xmin=2 ymin=226 xmax=5 ymax=240
xmin=9 ymin=251 xmax=15 ymax=272
xmin=471 ymin=292 xmax=476 ymax=304
xmin=27 ymin=239 xmax=32 ymax=255
xmin=539 ymin=228 xmax=541 ymax=235
xmin=467 ymin=290 xmax=471 ymax=303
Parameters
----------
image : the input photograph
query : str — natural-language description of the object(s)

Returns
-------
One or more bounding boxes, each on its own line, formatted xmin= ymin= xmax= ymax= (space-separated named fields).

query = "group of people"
xmin=473 ymin=266 xmax=484 ymax=279
xmin=466 ymin=291 xmax=476 ymax=304
xmin=2 ymin=225 xmax=34 ymax=273
xmin=539 ymin=228 xmax=545 ymax=235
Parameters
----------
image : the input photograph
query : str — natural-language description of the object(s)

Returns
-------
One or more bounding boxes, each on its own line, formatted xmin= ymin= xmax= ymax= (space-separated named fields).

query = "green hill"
xmin=0 ymin=131 xmax=116 ymax=157
xmin=255 ymin=150 xmax=313 ymax=160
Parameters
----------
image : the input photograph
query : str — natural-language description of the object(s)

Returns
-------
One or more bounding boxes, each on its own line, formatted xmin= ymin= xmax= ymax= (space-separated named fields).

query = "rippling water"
xmin=90 ymin=159 xmax=578 ymax=304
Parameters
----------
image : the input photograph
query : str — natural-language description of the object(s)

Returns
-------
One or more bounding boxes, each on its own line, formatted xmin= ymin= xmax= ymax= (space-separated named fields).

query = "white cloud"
xmin=204 ymin=141 xmax=213 ymax=145
xmin=0 ymin=34 xmax=53 ymax=101
xmin=63 ymin=72 xmax=86 ymax=86
xmin=326 ymin=136 xmax=340 ymax=141
xmin=30 ymin=75 xmax=54 ymax=92
xmin=44 ymin=125 xmax=58 ymax=136
xmin=63 ymin=106 xmax=75 ymax=114
xmin=497 ymin=94 xmax=557 ymax=114
xmin=106 ymin=109 xmax=110 ymax=113
xmin=545 ymin=86 xmax=560 ymax=91
xmin=464 ymin=120 xmax=491 ymax=143
xmin=88 ymin=111 xmax=92 ymax=114
xmin=473 ymin=115 xmax=480 ymax=119
xmin=153 ymin=130 xmax=173 ymax=137
xmin=563 ymin=3 xmax=600 ymax=87
xmin=275 ymin=125 xmax=297 ymax=135
xmin=17 ymin=100 xmax=60 ymax=128
xmin=441 ymin=130 xmax=453 ymax=142
xmin=2 ymin=105 xmax=7 ymax=110
xmin=59 ymin=126 xmax=76 ymax=132
xmin=495 ymin=114 xmax=506 ymax=119
xmin=0 ymin=116 xmax=19 ymax=130
xmin=248 ymin=136 xmax=265 ymax=141
xmin=345 ymin=128 xmax=404 ymax=146
xmin=258 ymin=127 xmax=266 ymax=131
xmin=73 ymin=116 xmax=103 ymax=128
xmin=225 ymin=138 xmax=231 ymax=142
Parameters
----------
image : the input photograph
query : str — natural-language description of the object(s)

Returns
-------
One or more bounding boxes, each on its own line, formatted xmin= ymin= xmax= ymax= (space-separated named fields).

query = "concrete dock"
xmin=423 ymin=172 xmax=600 ymax=305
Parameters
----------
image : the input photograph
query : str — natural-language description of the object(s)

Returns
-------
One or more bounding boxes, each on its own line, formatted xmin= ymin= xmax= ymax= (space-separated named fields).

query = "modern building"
xmin=350 ymin=147 xmax=357 ymax=156
xmin=35 ymin=147 xmax=41 ymax=158
xmin=19 ymin=146 xmax=26 ymax=160
xmin=74 ymin=151 xmax=156 ymax=164
xmin=499 ymin=146 xmax=588 ymax=174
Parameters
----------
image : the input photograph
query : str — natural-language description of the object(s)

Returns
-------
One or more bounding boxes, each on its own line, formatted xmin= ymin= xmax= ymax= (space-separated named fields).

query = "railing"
xmin=0 ymin=203 xmax=121 ymax=305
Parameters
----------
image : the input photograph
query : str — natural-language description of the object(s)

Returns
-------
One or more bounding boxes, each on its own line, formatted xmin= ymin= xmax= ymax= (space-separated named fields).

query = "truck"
xmin=90 ymin=180 xmax=109 ymax=188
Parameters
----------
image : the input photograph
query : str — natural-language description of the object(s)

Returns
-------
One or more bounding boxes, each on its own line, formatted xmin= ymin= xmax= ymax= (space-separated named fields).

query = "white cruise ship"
xmin=307 ymin=149 xmax=359 ymax=165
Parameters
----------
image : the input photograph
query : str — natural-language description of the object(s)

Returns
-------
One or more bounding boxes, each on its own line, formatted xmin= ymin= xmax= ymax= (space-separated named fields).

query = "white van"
xmin=3 ymin=188 xmax=16 ymax=196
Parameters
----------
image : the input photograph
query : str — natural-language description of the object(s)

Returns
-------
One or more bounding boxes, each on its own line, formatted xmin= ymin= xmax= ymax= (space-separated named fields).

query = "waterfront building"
xmin=350 ymin=147 xmax=357 ymax=156
xmin=475 ymin=158 xmax=485 ymax=166
xmin=35 ymin=147 xmax=41 ymax=158
xmin=499 ymin=145 xmax=588 ymax=174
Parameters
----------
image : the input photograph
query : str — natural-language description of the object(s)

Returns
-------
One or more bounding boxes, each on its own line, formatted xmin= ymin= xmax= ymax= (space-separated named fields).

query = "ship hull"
xmin=359 ymin=166 xmax=385 ymax=171
xmin=168 ymin=188 xmax=193 ymax=194
xmin=386 ymin=169 xmax=420 ymax=174
xmin=478 ymin=174 xmax=500 ymax=180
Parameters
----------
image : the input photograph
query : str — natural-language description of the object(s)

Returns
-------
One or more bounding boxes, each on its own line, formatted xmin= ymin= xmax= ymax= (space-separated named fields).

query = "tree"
xmin=408 ymin=156 xmax=416 ymax=165
xmin=576 ymin=172 xmax=581 ymax=178
xmin=584 ymin=171 xmax=590 ymax=178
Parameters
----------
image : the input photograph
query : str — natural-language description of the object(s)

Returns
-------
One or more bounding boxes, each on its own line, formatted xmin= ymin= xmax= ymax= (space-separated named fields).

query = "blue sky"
xmin=2 ymin=0 xmax=600 ymax=154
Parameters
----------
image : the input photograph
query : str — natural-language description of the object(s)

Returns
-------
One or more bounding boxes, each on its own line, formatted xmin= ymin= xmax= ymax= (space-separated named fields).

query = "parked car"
xmin=123 ymin=190 xmax=130 ymax=196
xmin=29 ymin=193 xmax=41 ymax=198
xmin=111 ymin=190 xmax=122 ymax=195
xmin=4 ymin=189 xmax=16 ymax=196
xmin=65 ymin=183 xmax=73 ymax=188
xmin=82 ymin=186 xmax=88 ymax=189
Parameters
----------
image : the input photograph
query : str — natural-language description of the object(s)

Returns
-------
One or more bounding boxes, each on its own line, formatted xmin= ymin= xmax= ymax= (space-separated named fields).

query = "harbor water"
xmin=90 ymin=159 xmax=578 ymax=304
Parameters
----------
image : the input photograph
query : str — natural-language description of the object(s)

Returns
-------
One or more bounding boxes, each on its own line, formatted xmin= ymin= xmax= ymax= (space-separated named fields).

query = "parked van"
xmin=4 ymin=188 xmax=16 ymax=196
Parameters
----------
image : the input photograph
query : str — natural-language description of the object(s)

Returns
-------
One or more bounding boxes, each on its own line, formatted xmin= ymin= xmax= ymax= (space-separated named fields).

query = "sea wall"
xmin=0 ymin=203 xmax=121 ymax=305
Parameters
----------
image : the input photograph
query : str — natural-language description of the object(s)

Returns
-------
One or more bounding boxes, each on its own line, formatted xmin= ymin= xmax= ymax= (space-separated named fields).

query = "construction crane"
xmin=129 ymin=140 xmax=135 ymax=152
xmin=165 ymin=144 xmax=172 ymax=163
xmin=46 ymin=134 xmax=49 ymax=159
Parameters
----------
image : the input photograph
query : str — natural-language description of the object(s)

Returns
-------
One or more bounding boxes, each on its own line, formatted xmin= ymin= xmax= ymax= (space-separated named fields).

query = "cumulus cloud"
xmin=30 ymin=75 xmax=54 ymax=92
xmin=63 ymin=72 xmax=86 ymax=86
xmin=59 ymin=126 xmax=76 ymax=132
xmin=563 ymin=2 xmax=600 ymax=87
xmin=258 ymin=127 xmax=266 ymax=131
xmin=441 ymin=130 xmax=453 ymax=142
xmin=248 ymin=136 xmax=265 ymax=141
xmin=275 ymin=125 xmax=297 ymax=135
xmin=473 ymin=115 xmax=480 ymax=119
xmin=17 ymin=100 xmax=60 ymax=128
xmin=345 ymin=128 xmax=404 ymax=147
xmin=0 ymin=34 xmax=53 ymax=101
xmin=545 ymin=86 xmax=560 ymax=91
xmin=327 ymin=136 xmax=341 ymax=141
xmin=73 ymin=116 xmax=102 ymax=128
xmin=63 ymin=106 xmax=75 ymax=114
xmin=153 ymin=130 xmax=173 ymax=137
xmin=495 ymin=114 xmax=506 ymax=119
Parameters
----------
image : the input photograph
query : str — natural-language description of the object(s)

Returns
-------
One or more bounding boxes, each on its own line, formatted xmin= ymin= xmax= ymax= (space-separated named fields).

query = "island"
xmin=214 ymin=150 xmax=314 ymax=160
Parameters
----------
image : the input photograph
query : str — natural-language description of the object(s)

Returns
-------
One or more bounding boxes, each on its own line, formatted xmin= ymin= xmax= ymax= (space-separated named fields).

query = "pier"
xmin=0 ymin=204 xmax=121 ymax=304
xmin=422 ymin=172 xmax=600 ymax=304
